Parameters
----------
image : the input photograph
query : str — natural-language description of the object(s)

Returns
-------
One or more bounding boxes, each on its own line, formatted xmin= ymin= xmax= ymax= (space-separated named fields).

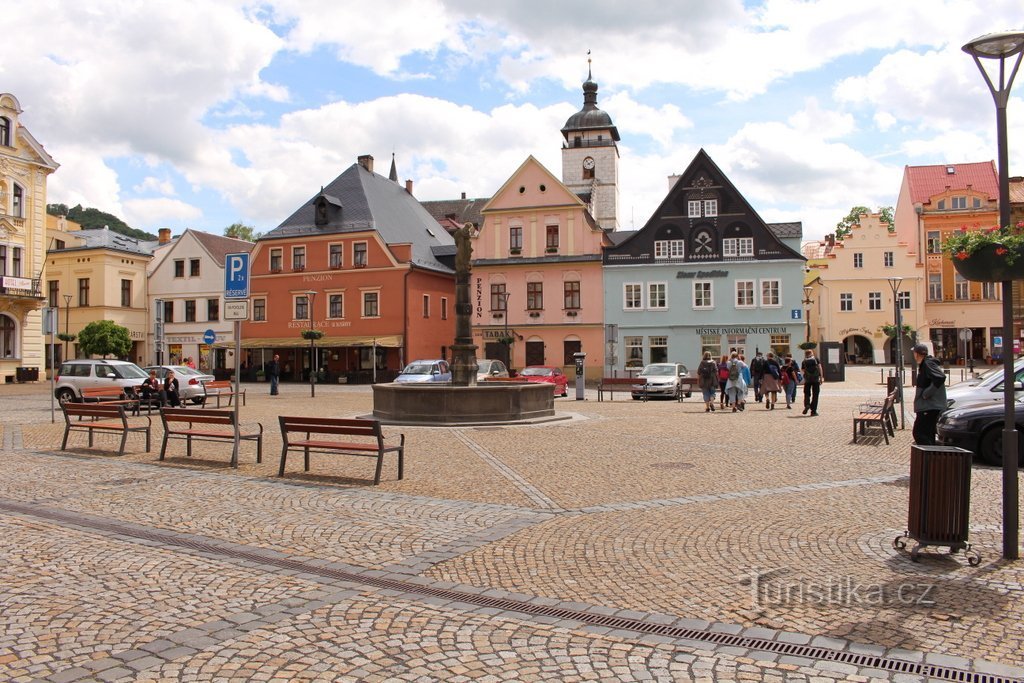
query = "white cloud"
xmin=45 ymin=148 xmax=124 ymax=216
xmin=122 ymin=198 xmax=203 ymax=228
xmin=132 ymin=177 xmax=177 ymax=196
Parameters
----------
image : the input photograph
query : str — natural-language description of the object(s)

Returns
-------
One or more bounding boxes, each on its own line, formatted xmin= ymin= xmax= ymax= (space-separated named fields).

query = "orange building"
xmin=239 ymin=156 xmax=456 ymax=383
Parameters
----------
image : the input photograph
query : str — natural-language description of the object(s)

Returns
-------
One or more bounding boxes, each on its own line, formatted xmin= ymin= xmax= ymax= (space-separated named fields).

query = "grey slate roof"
xmin=419 ymin=197 xmax=488 ymax=228
xmin=766 ymin=222 xmax=803 ymax=239
xmin=66 ymin=228 xmax=155 ymax=256
xmin=607 ymin=230 xmax=637 ymax=246
xmin=263 ymin=162 xmax=455 ymax=274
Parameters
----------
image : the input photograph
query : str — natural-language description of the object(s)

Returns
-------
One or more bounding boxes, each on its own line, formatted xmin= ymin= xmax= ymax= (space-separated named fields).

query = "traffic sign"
xmin=224 ymin=253 xmax=250 ymax=299
xmin=203 ymin=329 xmax=216 ymax=345
xmin=791 ymin=308 xmax=802 ymax=320
xmin=958 ymin=329 xmax=973 ymax=341
xmin=223 ymin=301 xmax=249 ymax=321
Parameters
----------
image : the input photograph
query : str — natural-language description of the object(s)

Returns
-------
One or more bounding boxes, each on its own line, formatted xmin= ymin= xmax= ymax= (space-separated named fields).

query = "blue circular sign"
xmin=203 ymin=329 xmax=216 ymax=345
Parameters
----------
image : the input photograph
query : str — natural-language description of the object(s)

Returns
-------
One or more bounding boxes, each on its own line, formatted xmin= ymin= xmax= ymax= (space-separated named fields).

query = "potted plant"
xmin=798 ymin=341 xmax=817 ymax=351
xmin=943 ymin=221 xmax=1024 ymax=282
xmin=255 ymin=369 xmax=265 ymax=382
xmin=301 ymin=329 xmax=324 ymax=341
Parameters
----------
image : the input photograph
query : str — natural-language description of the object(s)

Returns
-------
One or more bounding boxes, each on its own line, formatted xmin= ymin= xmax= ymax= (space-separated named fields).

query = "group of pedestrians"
xmin=696 ymin=349 xmax=823 ymax=415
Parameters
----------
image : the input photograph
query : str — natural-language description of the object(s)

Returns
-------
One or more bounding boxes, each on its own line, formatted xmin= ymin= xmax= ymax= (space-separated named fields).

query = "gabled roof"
xmin=767 ymin=222 xmax=803 ymax=239
xmin=420 ymin=196 xmax=489 ymax=229
xmin=905 ymin=161 xmax=998 ymax=205
xmin=264 ymin=162 xmax=454 ymax=273
xmin=481 ymin=155 xmax=587 ymax=214
xmin=191 ymin=230 xmax=255 ymax=265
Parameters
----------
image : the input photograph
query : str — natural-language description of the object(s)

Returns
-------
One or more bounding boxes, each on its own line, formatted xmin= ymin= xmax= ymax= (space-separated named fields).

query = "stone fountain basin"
xmin=372 ymin=381 xmax=562 ymax=426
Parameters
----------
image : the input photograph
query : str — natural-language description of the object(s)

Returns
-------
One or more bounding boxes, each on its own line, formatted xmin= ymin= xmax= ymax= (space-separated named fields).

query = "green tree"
xmin=46 ymin=203 xmax=157 ymax=241
xmin=77 ymin=320 xmax=132 ymax=359
xmin=835 ymin=205 xmax=895 ymax=239
xmin=224 ymin=222 xmax=261 ymax=241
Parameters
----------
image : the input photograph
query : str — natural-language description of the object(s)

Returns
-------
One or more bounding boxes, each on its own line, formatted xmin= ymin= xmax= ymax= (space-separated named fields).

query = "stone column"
xmin=450 ymin=224 xmax=478 ymax=386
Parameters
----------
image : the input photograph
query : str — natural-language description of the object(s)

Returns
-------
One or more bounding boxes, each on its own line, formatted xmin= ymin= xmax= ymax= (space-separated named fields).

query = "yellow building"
xmin=44 ymin=218 xmax=154 ymax=365
xmin=0 ymin=93 xmax=58 ymax=382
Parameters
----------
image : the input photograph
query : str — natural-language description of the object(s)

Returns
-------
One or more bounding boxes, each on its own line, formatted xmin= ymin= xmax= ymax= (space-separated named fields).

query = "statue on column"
xmin=450 ymin=222 xmax=478 ymax=385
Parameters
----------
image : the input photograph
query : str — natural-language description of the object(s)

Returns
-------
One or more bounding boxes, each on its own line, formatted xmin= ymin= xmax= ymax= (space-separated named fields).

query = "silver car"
xmin=944 ymin=360 xmax=1024 ymax=410
xmin=477 ymin=359 xmax=510 ymax=382
xmin=144 ymin=365 xmax=216 ymax=404
xmin=632 ymin=362 xmax=691 ymax=400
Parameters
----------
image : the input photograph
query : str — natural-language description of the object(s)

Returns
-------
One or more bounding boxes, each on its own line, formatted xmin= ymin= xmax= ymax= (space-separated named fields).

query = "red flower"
xmin=996 ymin=247 xmax=1008 ymax=256
xmin=956 ymin=251 xmax=969 ymax=260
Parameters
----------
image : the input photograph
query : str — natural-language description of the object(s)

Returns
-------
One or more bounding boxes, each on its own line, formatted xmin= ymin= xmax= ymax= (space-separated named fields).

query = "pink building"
xmin=471 ymin=156 xmax=612 ymax=379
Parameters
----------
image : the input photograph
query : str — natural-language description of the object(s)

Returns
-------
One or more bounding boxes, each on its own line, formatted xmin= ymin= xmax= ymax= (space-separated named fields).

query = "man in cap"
xmin=911 ymin=343 xmax=947 ymax=445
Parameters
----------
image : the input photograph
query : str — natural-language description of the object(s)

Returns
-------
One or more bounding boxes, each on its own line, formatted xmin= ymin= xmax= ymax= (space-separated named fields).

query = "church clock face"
xmin=582 ymin=156 xmax=595 ymax=170
xmin=693 ymin=230 xmax=714 ymax=256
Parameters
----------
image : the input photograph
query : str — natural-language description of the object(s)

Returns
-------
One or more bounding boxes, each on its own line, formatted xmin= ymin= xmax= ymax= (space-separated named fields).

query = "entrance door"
xmin=484 ymin=341 xmax=509 ymax=367
xmin=525 ymin=341 xmax=545 ymax=367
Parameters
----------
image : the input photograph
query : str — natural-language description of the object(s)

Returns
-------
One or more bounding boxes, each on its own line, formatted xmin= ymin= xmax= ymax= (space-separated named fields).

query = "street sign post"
xmin=223 ymin=252 xmax=250 ymax=466
xmin=223 ymin=301 xmax=249 ymax=320
xmin=203 ymin=329 xmax=216 ymax=346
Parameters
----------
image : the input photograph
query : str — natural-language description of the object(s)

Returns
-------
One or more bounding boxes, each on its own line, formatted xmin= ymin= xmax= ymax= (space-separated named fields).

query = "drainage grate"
xmin=98 ymin=477 xmax=151 ymax=487
xmin=651 ymin=462 xmax=695 ymax=470
xmin=1 ymin=500 xmax=1019 ymax=683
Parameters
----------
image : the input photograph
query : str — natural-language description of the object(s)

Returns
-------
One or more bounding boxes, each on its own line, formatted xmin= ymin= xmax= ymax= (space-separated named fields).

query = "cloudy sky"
xmin=5 ymin=1 xmax=1024 ymax=240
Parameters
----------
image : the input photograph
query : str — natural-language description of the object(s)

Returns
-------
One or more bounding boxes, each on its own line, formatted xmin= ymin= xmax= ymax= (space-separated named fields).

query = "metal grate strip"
xmin=1 ymin=500 xmax=1020 ymax=683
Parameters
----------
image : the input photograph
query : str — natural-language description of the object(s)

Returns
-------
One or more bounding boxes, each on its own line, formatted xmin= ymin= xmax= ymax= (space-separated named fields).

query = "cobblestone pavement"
xmin=1 ymin=368 xmax=1022 ymax=682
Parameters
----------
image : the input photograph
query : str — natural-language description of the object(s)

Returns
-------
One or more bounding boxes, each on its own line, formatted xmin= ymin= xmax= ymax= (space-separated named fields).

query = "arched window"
xmin=12 ymin=184 xmax=23 ymax=218
xmin=0 ymin=315 xmax=15 ymax=358
xmin=0 ymin=117 xmax=10 ymax=147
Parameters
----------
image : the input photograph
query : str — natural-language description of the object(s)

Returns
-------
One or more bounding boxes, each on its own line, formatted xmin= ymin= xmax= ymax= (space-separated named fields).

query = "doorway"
xmin=525 ymin=340 xmax=545 ymax=367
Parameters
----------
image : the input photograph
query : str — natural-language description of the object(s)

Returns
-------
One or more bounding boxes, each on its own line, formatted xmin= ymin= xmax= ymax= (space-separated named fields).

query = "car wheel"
xmin=56 ymin=388 xmax=77 ymax=405
xmin=561 ymin=388 xmax=568 ymax=397
xmin=980 ymin=426 xmax=1024 ymax=467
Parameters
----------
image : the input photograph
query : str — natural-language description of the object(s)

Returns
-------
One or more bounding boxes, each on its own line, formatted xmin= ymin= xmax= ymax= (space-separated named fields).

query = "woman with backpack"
xmin=781 ymin=355 xmax=799 ymax=409
xmin=717 ymin=354 xmax=730 ymax=409
xmin=761 ymin=352 xmax=782 ymax=410
xmin=697 ymin=351 xmax=720 ymax=412
xmin=724 ymin=352 xmax=748 ymax=412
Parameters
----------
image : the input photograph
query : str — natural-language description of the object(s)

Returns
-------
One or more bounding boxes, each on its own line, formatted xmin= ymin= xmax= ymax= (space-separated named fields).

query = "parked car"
xmin=632 ymin=362 xmax=691 ymax=400
xmin=518 ymin=365 xmax=568 ymax=397
xmin=937 ymin=396 xmax=1024 ymax=467
xmin=394 ymin=359 xmax=452 ymax=383
xmin=477 ymin=359 xmax=510 ymax=382
xmin=54 ymin=359 xmax=150 ymax=404
xmin=144 ymin=365 xmax=216 ymax=404
xmin=944 ymin=359 xmax=1024 ymax=410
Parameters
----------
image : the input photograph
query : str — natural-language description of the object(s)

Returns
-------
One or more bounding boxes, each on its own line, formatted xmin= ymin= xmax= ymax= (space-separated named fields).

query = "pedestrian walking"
xmin=781 ymin=355 xmax=799 ymax=408
xmin=268 ymin=354 xmax=281 ymax=396
xmin=718 ymin=354 xmax=730 ymax=409
xmin=761 ymin=352 xmax=781 ymax=409
xmin=750 ymin=351 xmax=766 ymax=402
xmin=697 ymin=351 xmax=719 ymax=412
xmin=800 ymin=349 xmax=823 ymax=416
xmin=725 ymin=352 xmax=747 ymax=411
xmin=912 ymin=343 xmax=947 ymax=445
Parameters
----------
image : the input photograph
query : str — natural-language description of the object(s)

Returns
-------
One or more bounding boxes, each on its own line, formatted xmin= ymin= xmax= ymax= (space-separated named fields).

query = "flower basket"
xmin=951 ymin=243 xmax=1024 ymax=282
xmin=301 ymin=329 xmax=324 ymax=341
xmin=57 ymin=333 xmax=76 ymax=343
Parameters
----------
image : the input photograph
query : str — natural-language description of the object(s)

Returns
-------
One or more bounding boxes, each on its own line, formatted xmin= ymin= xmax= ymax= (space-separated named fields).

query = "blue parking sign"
xmin=224 ymin=253 xmax=249 ymax=299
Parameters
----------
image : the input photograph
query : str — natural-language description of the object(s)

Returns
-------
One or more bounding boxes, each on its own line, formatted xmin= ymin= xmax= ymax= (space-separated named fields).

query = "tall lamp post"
xmin=62 ymin=294 xmax=73 ymax=359
xmin=963 ymin=29 xmax=1024 ymax=560
xmin=501 ymin=292 xmax=511 ymax=370
xmin=802 ymin=286 xmax=814 ymax=343
xmin=887 ymin=277 xmax=905 ymax=430
xmin=306 ymin=290 xmax=317 ymax=398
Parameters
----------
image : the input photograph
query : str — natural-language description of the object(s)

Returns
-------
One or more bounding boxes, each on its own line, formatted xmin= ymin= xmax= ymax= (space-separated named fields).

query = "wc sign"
xmin=224 ymin=253 xmax=250 ymax=299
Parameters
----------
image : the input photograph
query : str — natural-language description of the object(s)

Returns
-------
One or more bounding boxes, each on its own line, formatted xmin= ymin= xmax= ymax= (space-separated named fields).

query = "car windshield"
xmin=640 ymin=364 xmax=676 ymax=377
xmin=112 ymin=364 xmax=148 ymax=380
xmin=169 ymin=365 xmax=201 ymax=376
xmin=402 ymin=363 xmax=436 ymax=375
xmin=476 ymin=361 xmax=491 ymax=371
xmin=520 ymin=367 xmax=551 ymax=377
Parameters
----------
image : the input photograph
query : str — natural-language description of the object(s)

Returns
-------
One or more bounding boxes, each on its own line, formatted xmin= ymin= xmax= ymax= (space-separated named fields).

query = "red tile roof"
xmin=1010 ymin=177 xmax=1024 ymax=204
xmin=905 ymin=161 xmax=998 ymax=204
xmin=191 ymin=230 xmax=254 ymax=266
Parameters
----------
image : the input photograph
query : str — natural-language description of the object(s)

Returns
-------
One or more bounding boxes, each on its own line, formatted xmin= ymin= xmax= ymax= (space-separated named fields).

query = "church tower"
xmin=561 ymin=60 xmax=620 ymax=230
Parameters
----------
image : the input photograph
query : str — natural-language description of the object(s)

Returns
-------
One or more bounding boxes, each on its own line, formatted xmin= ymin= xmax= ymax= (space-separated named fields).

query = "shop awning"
xmin=212 ymin=334 xmax=403 ymax=349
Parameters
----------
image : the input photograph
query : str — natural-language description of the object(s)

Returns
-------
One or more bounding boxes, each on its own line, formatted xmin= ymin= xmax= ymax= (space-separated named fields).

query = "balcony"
xmin=0 ymin=277 xmax=42 ymax=299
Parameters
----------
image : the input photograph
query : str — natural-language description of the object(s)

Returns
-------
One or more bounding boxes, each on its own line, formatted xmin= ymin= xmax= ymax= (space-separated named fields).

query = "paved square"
xmin=1 ymin=368 xmax=1022 ymax=682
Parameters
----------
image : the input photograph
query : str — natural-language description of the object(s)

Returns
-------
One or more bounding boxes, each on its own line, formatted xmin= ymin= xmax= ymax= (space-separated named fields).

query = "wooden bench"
xmin=200 ymin=379 xmax=246 ymax=408
xmin=159 ymin=408 xmax=262 ymax=463
xmin=278 ymin=416 xmax=404 ymax=485
xmin=81 ymin=386 xmax=142 ymax=415
xmin=853 ymin=391 xmax=898 ymax=445
xmin=61 ymin=403 xmax=151 ymax=455
xmin=598 ymin=377 xmax=646 ymax=402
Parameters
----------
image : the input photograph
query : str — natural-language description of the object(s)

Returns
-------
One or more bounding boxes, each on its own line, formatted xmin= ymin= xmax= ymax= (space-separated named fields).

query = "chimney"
xmin=461 ymin=192 xmax=466 ymax=200
xmin=357 ymin=154 xmax=374 ymax=173
xmin=405 ymin=179 xmax=414 ymax=195
xmin=667 ymin=174 xmax=681 ymax=190
xmin=158 ymin=228 xmax=171 ymax=244
xmin=825 ymin=234 xmax=835 ymax=247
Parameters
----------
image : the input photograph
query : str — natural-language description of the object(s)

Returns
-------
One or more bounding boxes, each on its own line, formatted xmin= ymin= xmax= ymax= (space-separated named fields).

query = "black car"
xmin=937 ymin=398 xmax=1024 ymax=467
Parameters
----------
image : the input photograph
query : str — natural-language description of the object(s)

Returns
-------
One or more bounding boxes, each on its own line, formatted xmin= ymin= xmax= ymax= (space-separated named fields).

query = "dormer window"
xmin=687 ymin=197 xmax=718 ymax=218
xmin=315 ymin=197 xmax=328 ymax=225
xmin=0 ymin=117 xmax=10 ymax=147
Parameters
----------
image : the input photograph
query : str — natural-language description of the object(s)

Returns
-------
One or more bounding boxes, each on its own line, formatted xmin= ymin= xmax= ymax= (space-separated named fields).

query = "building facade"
xmin=472 ymin=156 xmax=611 ymax=380
xmin=894 ymin=162 xmax=1004 ymax=363
xmin=603 ymin=150 xmax=806 ymax=371
xmin=0 ymin=93 xmax=57 ymax=381
xmin=239 ymin=155 xmax=456 ymax=383
xmin=809 ymin=212 xmax=925 ymax=364
xmin=147 ymin=228 xmax=254 ymax=371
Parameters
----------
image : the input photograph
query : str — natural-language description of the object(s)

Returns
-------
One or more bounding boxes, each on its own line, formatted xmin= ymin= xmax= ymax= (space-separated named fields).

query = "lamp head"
xmin=963 ymin=31 xmax=1024 ymax=59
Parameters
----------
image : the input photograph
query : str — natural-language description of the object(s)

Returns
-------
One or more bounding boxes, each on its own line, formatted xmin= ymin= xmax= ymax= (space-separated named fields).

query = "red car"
xmin=519 ymin=365 xmax=569 ymax=397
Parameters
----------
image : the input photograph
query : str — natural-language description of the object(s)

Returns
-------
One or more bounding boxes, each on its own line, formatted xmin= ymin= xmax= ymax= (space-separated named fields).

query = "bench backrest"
xmin=202 ymin=380 xmax=232 ymax=392
xmin=82 ymin=387 xmax=130 ymax=399
xmin=63 ymin=402 xmax=127 ymax=422
xmin=161 ymin=408 xmax=236 ymax=427
xmin=279 ymin=416 xmax=383 ymax=441
xmin=601 ymin=377 xmax=642 ymax=385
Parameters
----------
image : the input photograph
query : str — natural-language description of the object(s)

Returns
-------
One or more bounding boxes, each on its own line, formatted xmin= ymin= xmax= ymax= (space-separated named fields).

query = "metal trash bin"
xmin=16 ymin=367 xmax=39 ymax=382
xmin=894 ymin=445 xmax=980 ymax=565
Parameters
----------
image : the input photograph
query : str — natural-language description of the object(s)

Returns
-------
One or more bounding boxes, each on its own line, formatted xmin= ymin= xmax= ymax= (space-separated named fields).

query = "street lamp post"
xmin=963 ymin=29 xmax=1024 ymax=560
xmin=802 ymin=286 xmax=814 ymax=343
xmin=887 ymin=277 xmax=905 ymax=430
xmin=62 ymin=294 xmax=73 ymax=360
xmin=502 ymin=292 xmax=511 ymax=370
xmin=306 ymin=290 xmax=317 ymax=398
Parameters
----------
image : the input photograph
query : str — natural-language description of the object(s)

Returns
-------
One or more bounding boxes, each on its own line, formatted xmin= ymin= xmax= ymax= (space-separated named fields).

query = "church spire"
xmin=388 ymin=153 xmax=399 ymax=182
